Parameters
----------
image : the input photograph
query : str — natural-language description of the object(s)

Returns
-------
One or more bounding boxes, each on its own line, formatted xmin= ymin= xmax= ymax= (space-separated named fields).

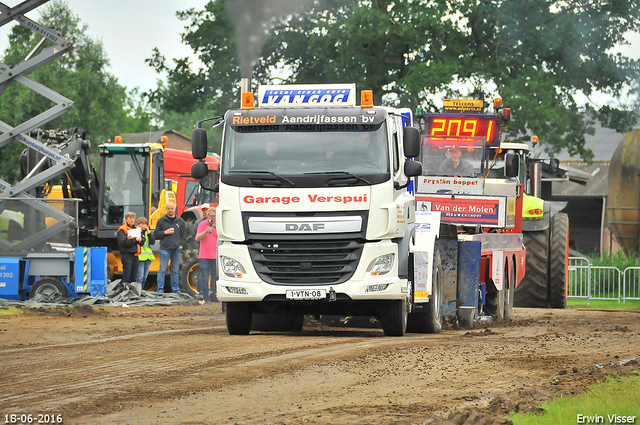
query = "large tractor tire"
xmin=549 ymin=213 xmax=569 ymax=308
xmin=515 ymin=228 xmax=550 ymax=307
xmin=179 ymin=249 xmax=200 ymax=296
xmin=30 ymin=277 xmax=68 ymax=301
xmin=183 ymin=218 xmax=200 ymax=250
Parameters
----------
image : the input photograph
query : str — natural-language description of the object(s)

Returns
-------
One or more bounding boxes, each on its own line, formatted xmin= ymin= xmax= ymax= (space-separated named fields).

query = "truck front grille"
xmin=248 ymin=239 xmax=363 ymax=285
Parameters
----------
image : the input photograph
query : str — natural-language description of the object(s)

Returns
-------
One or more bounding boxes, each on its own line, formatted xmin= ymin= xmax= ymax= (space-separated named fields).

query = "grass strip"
xmin=509 ymin=372 xmax=640 ymax=425
xmin=0 ymin=306 xmax=24 ymax=316
xmin=568 ymin=299 xmax=640 ymax=311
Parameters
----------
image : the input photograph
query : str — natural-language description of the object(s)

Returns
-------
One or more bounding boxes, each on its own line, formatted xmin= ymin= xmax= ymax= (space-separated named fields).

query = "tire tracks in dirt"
xmin=1 ymin=306 xmax=639 ymax=424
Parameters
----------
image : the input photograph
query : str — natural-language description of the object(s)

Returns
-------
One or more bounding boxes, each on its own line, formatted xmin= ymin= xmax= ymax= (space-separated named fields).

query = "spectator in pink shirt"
xmin=195 ymin=208 xmax=218 ymax=303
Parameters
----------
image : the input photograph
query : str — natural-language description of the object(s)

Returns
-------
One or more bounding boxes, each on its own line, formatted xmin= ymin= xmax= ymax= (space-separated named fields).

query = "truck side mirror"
xmin=403 ymin=127 xmax=420 ymax=158
xmin=549 ymin=158 xmax=559 ymax=173
xmin=192 ymin=128 xmax=208 ymax=159
xmin=191 ymin=161 xmax=208 ymax=179
xmin=504 ymin=152 xmax=519 ymax=178
xmin=404 ymin=160 xmax=422 ymax=177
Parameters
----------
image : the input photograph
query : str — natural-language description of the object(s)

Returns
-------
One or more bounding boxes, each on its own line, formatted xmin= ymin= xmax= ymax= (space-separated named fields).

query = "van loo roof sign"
xmin=258 ymin=84 xmax=357 ymax=108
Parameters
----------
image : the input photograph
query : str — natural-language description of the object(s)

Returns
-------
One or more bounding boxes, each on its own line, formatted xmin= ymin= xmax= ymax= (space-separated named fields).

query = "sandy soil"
xmin=0 ymin=304 xmax=638 ymax=424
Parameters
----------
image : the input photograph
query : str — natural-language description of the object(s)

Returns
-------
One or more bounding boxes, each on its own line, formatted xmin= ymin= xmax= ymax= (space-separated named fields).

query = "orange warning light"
xmin=361 ymin=90 xmax=373 ymax=108
xmin=242 ymin=92 xmax=255 ymax=110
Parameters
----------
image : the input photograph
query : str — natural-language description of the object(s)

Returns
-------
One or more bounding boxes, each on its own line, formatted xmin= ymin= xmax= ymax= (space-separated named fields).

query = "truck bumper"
xmin=216 ymin=240 xmax=408 ymax=304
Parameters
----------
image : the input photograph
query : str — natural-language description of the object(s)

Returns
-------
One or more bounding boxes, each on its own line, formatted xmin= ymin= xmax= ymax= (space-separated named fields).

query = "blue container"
xmin=89 ymin=247 xmax=108 ymax=297
xmin=0 ymin=258 xmax=21 ymax=300
xmin=457 ymin=241 xmax=482 ymax=310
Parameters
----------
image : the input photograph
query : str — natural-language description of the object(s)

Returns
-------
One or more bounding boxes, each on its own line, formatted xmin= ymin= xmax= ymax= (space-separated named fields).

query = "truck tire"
xmin=515 ymin=228 xmax=550 ymax=308
xmin=252 ymin=313 xmax=304 ymax=332
xmin=381 ymin=299 xmax=408 ymax=336
xmin=30 ymin=277 xmax=68 ymax=300
xmin=407 ymin=251 xmax=443 ymax=333
xmin=225 ymin=302 xmax=252 ymax=335
xmin=179 ymin=249 xmax=200 ymax=296
xmin=549 ymin=213 xmax=569 ymax=308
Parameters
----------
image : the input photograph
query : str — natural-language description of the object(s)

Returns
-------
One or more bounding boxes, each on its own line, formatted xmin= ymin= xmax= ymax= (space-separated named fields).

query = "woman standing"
xmin=136 ymin=217 xmax=155 ymax=289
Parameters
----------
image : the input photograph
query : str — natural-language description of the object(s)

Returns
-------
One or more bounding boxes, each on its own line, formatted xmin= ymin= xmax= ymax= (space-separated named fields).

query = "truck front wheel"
xmin=225 ymin=302 xmax=252 ymax=335
xmin=381 ymin=299 xmax=408 ymax=336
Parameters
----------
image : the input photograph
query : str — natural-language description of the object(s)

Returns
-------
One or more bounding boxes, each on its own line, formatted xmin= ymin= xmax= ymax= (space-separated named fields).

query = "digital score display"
xmin=427 ymin=116 xmax=499 ymax=145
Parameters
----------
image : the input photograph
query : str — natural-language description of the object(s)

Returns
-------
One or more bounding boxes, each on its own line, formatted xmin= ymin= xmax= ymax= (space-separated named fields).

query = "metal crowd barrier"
xmin=568 ymin=257 xmax=640 ymax=304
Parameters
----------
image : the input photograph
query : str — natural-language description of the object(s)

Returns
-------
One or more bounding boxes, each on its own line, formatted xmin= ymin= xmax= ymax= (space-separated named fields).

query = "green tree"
xmin=0 ymin=1 xmax=155 ymax=182
xmin=149 ymin=0 xmax=640 ymax=160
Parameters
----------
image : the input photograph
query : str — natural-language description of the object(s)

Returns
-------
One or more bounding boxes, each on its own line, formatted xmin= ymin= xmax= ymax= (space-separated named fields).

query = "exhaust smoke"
xmin=227 ymin=0 xmax=314 ymax=79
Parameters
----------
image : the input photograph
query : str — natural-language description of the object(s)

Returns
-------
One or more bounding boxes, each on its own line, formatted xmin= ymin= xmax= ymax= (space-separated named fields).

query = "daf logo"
xmin=285 ymin=223 xmax=325 ymax=231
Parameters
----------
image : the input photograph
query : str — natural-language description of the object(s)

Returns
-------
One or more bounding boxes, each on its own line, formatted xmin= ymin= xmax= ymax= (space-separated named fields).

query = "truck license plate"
xmin=285 ymin=289 xmax=327 ymax=300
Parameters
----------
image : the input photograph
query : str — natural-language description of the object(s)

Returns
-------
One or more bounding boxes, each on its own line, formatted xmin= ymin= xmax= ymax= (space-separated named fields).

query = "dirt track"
xmin=0 ymin=304 xmax=639 ymax=425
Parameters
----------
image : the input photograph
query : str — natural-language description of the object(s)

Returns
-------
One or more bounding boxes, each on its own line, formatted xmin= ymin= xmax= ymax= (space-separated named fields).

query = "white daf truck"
xmin=191 ymin=84 xmax=424 ymax=336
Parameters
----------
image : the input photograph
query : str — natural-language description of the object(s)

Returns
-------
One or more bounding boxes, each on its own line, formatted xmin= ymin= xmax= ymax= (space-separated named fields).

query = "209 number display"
xmin=428 ymin=117 xmax=497 ymax=143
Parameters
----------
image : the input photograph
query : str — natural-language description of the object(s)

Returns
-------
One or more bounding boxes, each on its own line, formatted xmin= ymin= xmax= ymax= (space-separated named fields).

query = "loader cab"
xmin=97 ymin=142 xmax=164 ymax=239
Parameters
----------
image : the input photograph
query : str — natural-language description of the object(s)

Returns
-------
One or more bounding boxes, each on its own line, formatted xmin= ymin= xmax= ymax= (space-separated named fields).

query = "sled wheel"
xmin=485 ymin=278 xmax=505 ymax=320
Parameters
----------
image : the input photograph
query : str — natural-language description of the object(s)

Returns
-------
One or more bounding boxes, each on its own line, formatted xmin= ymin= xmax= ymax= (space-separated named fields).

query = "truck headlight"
xmin=220 ymin=255 xmax=247 ymax=278
xmin=365 ymin=254 xmax=394 ymax=277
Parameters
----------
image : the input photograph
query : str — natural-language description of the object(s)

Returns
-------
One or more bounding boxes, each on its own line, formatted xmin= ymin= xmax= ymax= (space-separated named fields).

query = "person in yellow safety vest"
xmin=135 ymin=217 xmax=156 ymax=289
xmin=0 ymin=209 xmax=24 ymax=243
xmin=116 ymin=212 xmax=142 ymax=284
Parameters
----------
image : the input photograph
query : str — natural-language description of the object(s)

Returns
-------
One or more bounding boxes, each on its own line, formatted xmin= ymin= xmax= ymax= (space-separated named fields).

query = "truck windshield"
xmin=221 ymin=124 xmax=389 ymax=186
xmin=421 ymin=136 xmax=485 ymax=177
xmin=102 ymin=153 xmax=146 ymax=225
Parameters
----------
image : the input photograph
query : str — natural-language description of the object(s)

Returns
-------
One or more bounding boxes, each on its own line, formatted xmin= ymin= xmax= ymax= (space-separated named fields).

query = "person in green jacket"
xmin=136 ymin=217 xmax=156 ymax=289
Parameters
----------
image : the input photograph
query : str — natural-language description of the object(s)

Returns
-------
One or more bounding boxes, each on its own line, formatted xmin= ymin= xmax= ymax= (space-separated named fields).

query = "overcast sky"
xmin=1 ymin=1 xmax=639 ymax=97
xmin=0 ymin=0 xmax=208 ymax=92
